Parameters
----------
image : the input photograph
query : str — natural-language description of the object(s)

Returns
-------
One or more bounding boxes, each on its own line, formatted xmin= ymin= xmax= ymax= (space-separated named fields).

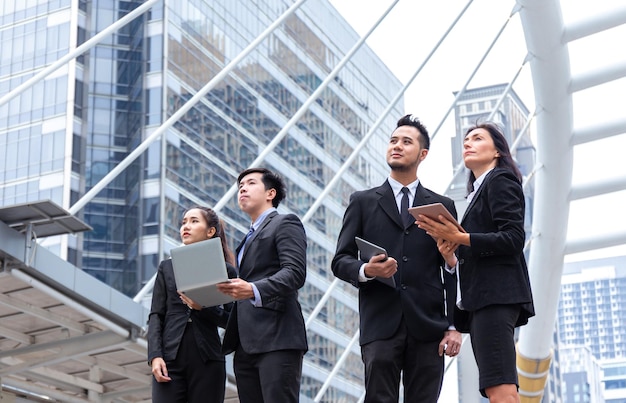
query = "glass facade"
xmin=0 ymin=0 xmax=403 ymax=400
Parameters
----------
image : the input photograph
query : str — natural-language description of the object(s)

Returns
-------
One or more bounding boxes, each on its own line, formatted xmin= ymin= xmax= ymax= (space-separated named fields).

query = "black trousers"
xmin=152 ymin=324 xmax=226 ymax=403
xmin=361 ymin=318 xmax=444 ymax=403
xmin=233 ymin=347 xmax=304 ymax=403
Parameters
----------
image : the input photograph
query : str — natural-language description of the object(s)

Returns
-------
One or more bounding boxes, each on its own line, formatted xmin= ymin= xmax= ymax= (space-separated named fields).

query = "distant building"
xmin=558 ymin=256 xmax=626 ymax=402
xmin=560 ymin=345 xmax=605 ymax=403
xmin=559 ymin=257 xmax=626 ymax=360
xmin=603 ymin=358 xmax=626 ymax=403
xmin=542 ymin=327 xmax=564 ymax=403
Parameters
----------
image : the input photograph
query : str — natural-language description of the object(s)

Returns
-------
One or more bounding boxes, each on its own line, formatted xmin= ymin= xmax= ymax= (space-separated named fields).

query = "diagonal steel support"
xmin=0 ymin=0 xmax=160 ymax=108
xmin=212 ymin=0 xmax=402 ymax=212
xmin=70 ymin=0 xmax=310 ymax=216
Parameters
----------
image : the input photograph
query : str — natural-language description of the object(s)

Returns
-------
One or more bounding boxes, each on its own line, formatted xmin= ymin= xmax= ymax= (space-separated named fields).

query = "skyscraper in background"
xmin=0 ymin=0 xmax=403 ymax=400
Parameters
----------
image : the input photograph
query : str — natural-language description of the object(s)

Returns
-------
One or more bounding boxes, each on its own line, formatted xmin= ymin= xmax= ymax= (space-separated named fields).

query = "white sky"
xmin=329 ymin=0 xmax=626 ymax=266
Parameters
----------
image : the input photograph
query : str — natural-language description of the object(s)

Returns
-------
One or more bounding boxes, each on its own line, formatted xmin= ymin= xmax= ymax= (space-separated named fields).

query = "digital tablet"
xmin=408 ymin=203 xmax=464 ymax=231
xmin=354 ymin=237 xmax=396 ymax=288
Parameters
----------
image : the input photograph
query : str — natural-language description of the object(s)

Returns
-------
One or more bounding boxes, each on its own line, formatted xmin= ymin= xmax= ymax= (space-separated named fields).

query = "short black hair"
xmin=237 ymin=167 xmax=286 ymax=207
xmin=396 ymin=114 xmax=430 ymax=150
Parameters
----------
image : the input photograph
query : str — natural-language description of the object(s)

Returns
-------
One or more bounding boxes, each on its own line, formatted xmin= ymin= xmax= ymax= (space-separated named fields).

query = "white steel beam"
xmin=517 ymin=0 xmax=573 ymax=361
xmin=572 ymin=117 xmax=626 ymax=145
xmin=213 ymin=0 xmax=400 ymax=212
xmin=565 ymin=231 xmax=626 ymax=255
xmin=0 ymin=0 xmax=160 ymax=108
xmin=569 ymin=60 xmax=626 ymax=93
xmin=569 ymin=176 xmax=626 ymax=200
xmin=70 ymin=0 xmax=311 ymax=216
xmin=563 ymin=5 xmax=626 ymax=42
xmin=430 ymin=3 xmax=522 ymax=141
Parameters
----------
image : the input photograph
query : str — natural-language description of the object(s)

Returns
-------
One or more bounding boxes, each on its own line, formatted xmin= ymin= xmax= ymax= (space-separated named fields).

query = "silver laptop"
xmin=170 ymin=237 xmax=234 ymax=307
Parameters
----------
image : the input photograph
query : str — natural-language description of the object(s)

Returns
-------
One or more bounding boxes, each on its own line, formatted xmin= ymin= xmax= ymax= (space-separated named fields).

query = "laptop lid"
xmin=170 ymin=237 xmax=234 ymax=307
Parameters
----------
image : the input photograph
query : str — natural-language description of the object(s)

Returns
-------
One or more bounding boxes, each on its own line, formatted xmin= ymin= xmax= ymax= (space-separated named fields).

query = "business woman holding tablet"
xmin=416 ymin=122 xmax=534 ymax=402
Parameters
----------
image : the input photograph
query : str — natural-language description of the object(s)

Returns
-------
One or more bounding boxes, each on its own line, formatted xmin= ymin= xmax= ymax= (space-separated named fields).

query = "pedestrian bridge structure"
xmin=1 ymin=0 xmax=625 ymax=401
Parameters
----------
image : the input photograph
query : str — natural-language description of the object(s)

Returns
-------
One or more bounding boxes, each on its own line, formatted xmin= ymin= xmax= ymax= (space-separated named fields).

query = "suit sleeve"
xmin=469 ymin=172 xmax=526 ymax=256
xmin=147 ymin=261 xmax=166 ymax=364
xmin=331 ymin=193 xmax=364 ymax=288
xmin=253 ymin=214 xmax=307 ymax=298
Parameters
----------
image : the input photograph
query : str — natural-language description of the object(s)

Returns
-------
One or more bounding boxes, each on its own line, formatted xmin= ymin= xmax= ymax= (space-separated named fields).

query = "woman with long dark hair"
xmin=417 ymin=122 xmax=534 ymax=402
xmin=148 ymin=206 xmax=236 ymax=403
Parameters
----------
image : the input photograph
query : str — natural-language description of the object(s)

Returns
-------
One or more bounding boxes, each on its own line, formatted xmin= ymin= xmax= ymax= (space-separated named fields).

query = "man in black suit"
xmin=217 ymin=167 xmax=308 ymax=403
xmin=332 ymin=114 xmax=462 ymax=402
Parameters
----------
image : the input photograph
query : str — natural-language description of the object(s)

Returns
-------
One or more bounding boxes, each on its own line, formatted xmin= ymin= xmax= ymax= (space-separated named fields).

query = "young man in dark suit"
xmin=217 ymin=167 xmax=308 ymax=403
xmin=332 ymin=114 xmax=462 ymax=402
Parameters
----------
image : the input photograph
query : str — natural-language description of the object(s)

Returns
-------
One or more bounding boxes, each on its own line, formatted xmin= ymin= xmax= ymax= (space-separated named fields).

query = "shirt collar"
xmin=251 ymin=207 xmax=276 ymax=230
xmin=388 ymin=176 xmax=420 ymax=197
xmin=472 ymin=168 xmax=495 ymax=194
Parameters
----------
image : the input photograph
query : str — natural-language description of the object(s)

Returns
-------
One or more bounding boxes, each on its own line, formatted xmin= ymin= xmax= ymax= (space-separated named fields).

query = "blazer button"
xmin=401 ymin=284 xmax=407 ymax=290
xmin=402 ymin=256 xmax=408 ymax=262
xmin=458 ymin=258 xmax=464 ymax=265
xmin=404 ymin=229 xmax=410 ymax=235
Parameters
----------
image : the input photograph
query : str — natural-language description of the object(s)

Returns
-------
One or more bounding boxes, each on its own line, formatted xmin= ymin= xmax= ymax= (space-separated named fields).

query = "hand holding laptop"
xmin=170 ymin=238 xmax=235 ymax=308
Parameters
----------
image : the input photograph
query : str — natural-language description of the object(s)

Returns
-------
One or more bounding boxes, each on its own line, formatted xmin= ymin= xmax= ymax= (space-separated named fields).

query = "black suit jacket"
xmin=147 ymin=259 xmax=236 ymax=364
xmin=332 ymin=180 xmax=457 ymax=345
xmin=222 ymin=211 xmax=308 ymax=355
xmin=456 ymin=168 xmax=534 ymax=327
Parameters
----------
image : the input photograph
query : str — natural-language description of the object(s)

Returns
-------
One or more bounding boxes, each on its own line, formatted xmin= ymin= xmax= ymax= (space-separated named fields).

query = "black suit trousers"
xmin=360 ymin=318 xmax=444 ymax=403
xmin=234 ymin=347 xmax=304 ymax=403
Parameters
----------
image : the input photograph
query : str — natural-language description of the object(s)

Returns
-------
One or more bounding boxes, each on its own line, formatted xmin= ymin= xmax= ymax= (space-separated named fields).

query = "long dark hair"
xmin=182 ymin=206 xmax=235 ymax=266
xmin=465 ymin=122 xmax=522 ymax=195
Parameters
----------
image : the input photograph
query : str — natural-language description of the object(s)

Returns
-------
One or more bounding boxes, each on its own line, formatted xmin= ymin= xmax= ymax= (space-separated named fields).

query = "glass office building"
xmin=0 ymin=0 xmax=403 ymax=400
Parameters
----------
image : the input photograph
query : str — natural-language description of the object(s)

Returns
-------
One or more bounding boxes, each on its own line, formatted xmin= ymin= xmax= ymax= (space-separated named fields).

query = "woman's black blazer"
xmin=456 ymin=168 xmax=534 ymax=328
xmin=147 ymin=259 xmax=236 ymax=364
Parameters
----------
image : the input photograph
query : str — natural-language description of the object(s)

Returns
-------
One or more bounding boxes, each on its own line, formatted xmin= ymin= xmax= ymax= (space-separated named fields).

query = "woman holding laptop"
xmin=148 ymin=206 xmax=236 ymax=403
xmin=416 ymin=122 xmax=534 ymax=402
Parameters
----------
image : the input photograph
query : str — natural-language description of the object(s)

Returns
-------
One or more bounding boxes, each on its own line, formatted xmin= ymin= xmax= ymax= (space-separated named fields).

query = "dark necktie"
xmin=400 ymin=187 xmax=413 ymax=227
xmin=243 ymin=226 xmax=254 ymax=249
xmin=238 ymin=226 xmax=255 ymax=265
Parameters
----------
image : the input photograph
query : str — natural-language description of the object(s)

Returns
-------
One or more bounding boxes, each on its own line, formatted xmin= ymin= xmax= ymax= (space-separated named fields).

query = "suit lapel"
xmin=413 ymin=183 xmax=434 ymax=207
xmin=377 ymin=181 xmax=404 ymax=229
xmin=461 ymin=169 xmax=495 ymax=224
xmin=239 ymin=211 xmax=277 ymax=274
xmin=378 ymin=181 xmax=434 ymax=229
